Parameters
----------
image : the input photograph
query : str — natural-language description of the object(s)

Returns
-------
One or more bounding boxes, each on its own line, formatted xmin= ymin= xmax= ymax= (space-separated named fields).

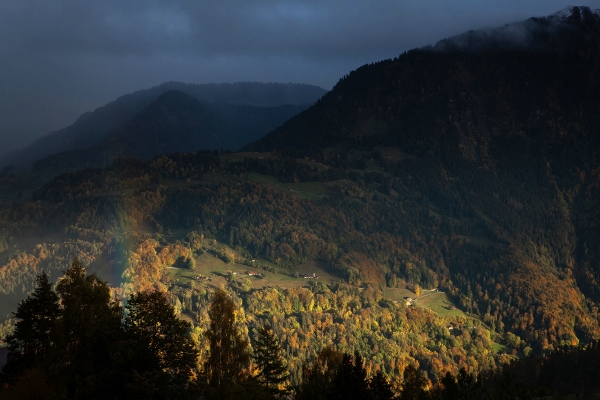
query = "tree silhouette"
xmin=253 ymin=323 xmax=289 ymax=394
xmin=54 ymin=258 xmax=122 ymax=399
xmin=205 ymin=290 xmax=250 ymax=398
xmin=328 ymin=352 xmax=370 ymax=400
xmin=125 ymin=290 xmax=199 ymax=396
xmin=369 ymin=371 xmax=396 ymax=400
xmin=297 ymin=346 xmax=343 ymax=400
xmin=3 ymin=272 xmax=60 ymax=378
xmin=399 ymin=364 xmax=427 ymax=400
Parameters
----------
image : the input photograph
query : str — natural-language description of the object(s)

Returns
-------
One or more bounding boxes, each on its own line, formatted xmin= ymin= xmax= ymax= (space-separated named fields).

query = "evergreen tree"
xmin=124 ymin=290 xmax=198 ymax=396
xmin=205 ymin=290 xmax=250 ymax=398
xmin=328 ymin=352 xmax=370 ymax=400
xmin=437 ymin=368 xmax=480 ymax=400
xmin=54 ymin=258 xmax=122 ymax=399
xmin=253 ymin=324 xmax=289 ymax=394
xmin=2 ymin=272 xmax=61 ymax=377
xmin=296 ymin=346 xmax=343 ymax=400
xmin=369 ymin=371 xmax=396 ymax=400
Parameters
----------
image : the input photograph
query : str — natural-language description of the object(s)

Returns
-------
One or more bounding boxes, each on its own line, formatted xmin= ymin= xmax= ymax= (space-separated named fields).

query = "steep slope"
xmin=234 ymin=6 xmax=600 ymax=346
xmin=0 ymin=82 xmax=327 ymax=169
xmin=246 ymin=6 xmax=600 ymax=153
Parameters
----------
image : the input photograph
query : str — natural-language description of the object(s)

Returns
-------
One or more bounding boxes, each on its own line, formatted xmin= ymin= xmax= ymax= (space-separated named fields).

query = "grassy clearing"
xmin=383 ymin=288 xmax=416 ymax=301
xmin=168 ymin=255 xmax=337 ymax=292
xmin=414 ymin=291 xmax=467 ymax=318
xmin=223 ymin=152 xmax=279 ymax=163
xmin=166 ymin=239 xmax=339 ymax=293
xmin=295 ymin=158 xmax=330 ymax=172
xmin=247 ymin=173 xmax=330 ymax=200
xmin=0 ymin=167 xmax=81 ymax=205
xmin=491 ymin=342 xmax=510 ymax=354
xmin=384 ymin=289 xmax=468 ymax=319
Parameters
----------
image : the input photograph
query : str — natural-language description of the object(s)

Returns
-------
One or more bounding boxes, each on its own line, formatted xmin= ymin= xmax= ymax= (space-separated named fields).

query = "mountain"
xmin=4 ymin=5 xmax=600 ymax=390
xmin=32 ymin=90 xmax=312 ymax=169
xmin=235 ymin=6 xmax=600 ymax=343
xmin=245 ymin=6 xmax=600 ymax=153
xmin=0 ymin=82 xmax=327 ymax=169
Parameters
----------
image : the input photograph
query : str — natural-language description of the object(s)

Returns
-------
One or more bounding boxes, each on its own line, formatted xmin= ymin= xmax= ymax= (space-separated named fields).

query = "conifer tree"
xmin=328 ymin=352 xmax=370 ymax=400
xmin=253 ymin=324 xmax=289 ymax=394
xmin=369 ymin=371 xmax=395 ymax=400
xmin=297 ymin=346 xmax=343 ymax=400
xmin=3 ymin=272 xmax=61 ymax=376
xmin=54 ymin=258 xmax=122 ymax=398
xmin=399 ymin=364 xmax=428 ymax=400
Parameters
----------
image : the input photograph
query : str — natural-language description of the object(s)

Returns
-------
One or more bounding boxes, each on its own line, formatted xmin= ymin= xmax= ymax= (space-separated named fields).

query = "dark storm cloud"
xmin=1 ymin=0 xmax=599 ymax=157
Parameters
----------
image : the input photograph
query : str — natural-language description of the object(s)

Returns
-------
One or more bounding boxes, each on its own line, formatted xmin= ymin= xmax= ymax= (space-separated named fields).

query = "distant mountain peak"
xmin=545 ymin=5 xmax=600 ymax=26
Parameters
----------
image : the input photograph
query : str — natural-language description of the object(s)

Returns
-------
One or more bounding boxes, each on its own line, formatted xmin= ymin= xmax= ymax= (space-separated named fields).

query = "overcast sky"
xmin=1 ymin=1 xmax=599 ymax=156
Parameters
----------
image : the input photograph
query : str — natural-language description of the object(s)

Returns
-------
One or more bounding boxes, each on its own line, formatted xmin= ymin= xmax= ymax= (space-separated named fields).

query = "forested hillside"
xmin=2 ymin=5 xmax=600 ymax=398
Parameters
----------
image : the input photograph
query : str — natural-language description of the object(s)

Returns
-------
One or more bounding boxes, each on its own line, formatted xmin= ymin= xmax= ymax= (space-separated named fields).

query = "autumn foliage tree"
xmin=204 ymin=290 xmax=251 ymax=398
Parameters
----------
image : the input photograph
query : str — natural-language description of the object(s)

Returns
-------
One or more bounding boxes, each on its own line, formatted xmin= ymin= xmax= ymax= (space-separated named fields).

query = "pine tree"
xmin=3 ymin=272 xmax=61 ymax=376
xmin=54 ymin=258 xmax=122 ymax=399
xmin=328 ymin=351 xmax=370 ymax=400
xmin=297 ymin=346 xmax=343 ymax=400
xmin=253 ymin=324 xmax=289 ymax=394
xmin=369 ymin=371 xmax=395 ymax=400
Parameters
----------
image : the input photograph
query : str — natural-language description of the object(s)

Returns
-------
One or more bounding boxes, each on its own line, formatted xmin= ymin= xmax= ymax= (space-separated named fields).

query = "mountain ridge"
xmin=244 ymin=6 xmax=600 ymax=154
xmin=0 ymin=82 xmax=327 ymax=169
xmin=32 ymin=90 xmax=317 ymax=170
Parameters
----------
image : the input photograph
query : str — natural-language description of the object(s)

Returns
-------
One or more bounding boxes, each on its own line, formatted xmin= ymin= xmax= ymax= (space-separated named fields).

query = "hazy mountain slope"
xmin=0 ymin=82 xmax=327 ymax=169
xmin=32 ymin=91 xmax=311 ymax=169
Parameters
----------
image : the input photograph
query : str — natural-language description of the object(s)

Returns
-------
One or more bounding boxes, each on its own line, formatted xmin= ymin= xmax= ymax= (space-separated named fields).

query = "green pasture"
xmin=383 ymin=287 xmax=416 ymax=301
xmin=491 ymin=342 xmax=510 ymax=354
xmin=166 ymin=239 xmax=338 ymax=292
xmin=383 ymin=288 xmax=467 ymax=318
xmin=414 ymin=291 xmax=466 ymax=318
